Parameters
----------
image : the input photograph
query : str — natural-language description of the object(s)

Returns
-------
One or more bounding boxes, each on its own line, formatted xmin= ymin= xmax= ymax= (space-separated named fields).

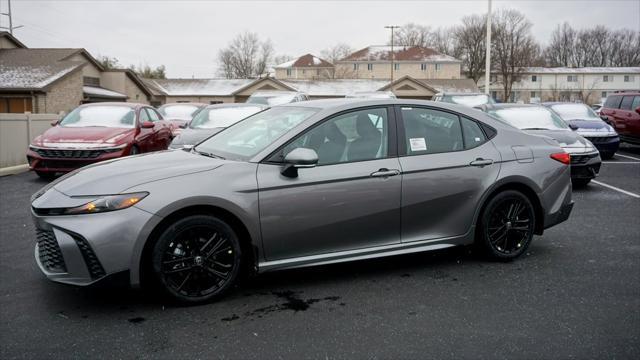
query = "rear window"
xmin=620 ymin=96 xmax=634 ymax=110
xmin=604 ymin=96 xmax=622 ymax=109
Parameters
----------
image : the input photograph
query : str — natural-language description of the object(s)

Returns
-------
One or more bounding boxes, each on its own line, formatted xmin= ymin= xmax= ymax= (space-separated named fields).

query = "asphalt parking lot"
xmin=1 ymin=145 xmax=639 ymax=359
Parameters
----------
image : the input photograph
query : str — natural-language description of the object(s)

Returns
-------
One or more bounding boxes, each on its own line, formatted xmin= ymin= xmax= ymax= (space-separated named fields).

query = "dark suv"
xmin=600 ymin=91 xmax=640 ymax=145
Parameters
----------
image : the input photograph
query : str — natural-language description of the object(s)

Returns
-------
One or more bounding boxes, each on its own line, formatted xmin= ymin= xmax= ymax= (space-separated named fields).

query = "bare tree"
xmin=395 ymin=23 xmax=432 ymax=47
xmin=216 ymin=32 xmax=274 ymax=78
xmin=320 ymin=43 xmax=354 ymax=64
xmin=273 ymin=54 xmax=294 ymax=67
xmin=96 ymin=55 xmax=120 ymax=70
xmin=430 ymin=27 xmax=460 ymax=57
xmin=544 ymin=23 xmax=576 ymax=67
xmin=453 ymin=14 xmax=488 ymax=84
xmin=129 ymin=64 xmax=167 ymax=79
xmin=492 ymin=9 xmax=539 ymax=101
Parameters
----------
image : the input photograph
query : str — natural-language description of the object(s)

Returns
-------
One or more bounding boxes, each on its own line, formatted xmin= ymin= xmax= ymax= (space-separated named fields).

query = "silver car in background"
xmin=246 ymin=90 xmax=309 ymax=106
xmin=31 ymin=99 xmax=574 ymax=303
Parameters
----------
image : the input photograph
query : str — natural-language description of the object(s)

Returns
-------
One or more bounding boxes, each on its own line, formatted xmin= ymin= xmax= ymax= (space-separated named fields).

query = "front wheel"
xmin=477 ymin=190 xmax=536 ymax=261
xmin=151 ymin=215 xmax=242 ymax=304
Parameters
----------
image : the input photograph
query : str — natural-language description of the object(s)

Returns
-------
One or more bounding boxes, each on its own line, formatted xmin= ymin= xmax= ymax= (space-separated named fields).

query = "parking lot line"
xmin=592 ymin=180 xmax=640 ymax=198
xmin=602 ymin=161 xmax=640 ymax=164
xmin=615 ymin=153 xmax=640 ymax=161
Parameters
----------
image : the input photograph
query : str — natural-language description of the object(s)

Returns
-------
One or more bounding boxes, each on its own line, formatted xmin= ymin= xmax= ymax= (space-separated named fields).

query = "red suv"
xmin=27 ymin=103 xmax=173 ymax=179
xmin=600 ymin=91 xmax=640 ymax=145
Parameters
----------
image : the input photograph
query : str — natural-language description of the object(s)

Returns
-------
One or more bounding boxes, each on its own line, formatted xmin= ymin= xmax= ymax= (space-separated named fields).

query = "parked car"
xmin=477 ymin=104 xmax=601 ymax=187
xmin=542 ymin=102 xmax=619 ymax=159
xmin=599 ymin=91 xmax=640 ymax=145
xmin=591 ymin=102 xmax=603 ymax=115
xmin=345 ymin=91 xmax=396 ymax=99
xmin=169 ymin=104 xmax=266 ymax=149
xmin=246 ymin=91 xmax=309 ymax=106
xmin=157 ymin=103 xmax=207 ymax=136
xmin=27 ymin=103 xmax=172 ymax=180
xmin=31 ymin=99 xmax=574 ymax=303
xmin=432 ymin=92 xmax=495 ymax=107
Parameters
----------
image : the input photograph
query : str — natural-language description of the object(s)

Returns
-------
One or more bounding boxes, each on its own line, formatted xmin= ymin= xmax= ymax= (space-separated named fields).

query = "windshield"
xmin=158 ymin=104 xmax=200 ymax=120
xmin=189 ymin=106 xmax=264 ymax=129
xmin=59 ymin=106 xmax=135 ymax=128
xmin=195 ymin=106 xmax=318 ymax=161
xmin=442 ymin=94 xmax=493 ymax=107
xmin=488 ymin=107 xmax=569 ymax=130
xmin=550 ymin=104 xmax=601 ymax=121
xmin=247 ymin=94 xmax=297 ymax=106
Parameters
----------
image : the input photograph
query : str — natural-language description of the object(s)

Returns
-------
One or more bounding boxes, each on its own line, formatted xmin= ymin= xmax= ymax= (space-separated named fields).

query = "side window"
xmin=461 ymin=117 xmax=487 ymax=149
xmin=275 ymin=108 xmax=389 ymax=165
xmin=139 ymin=108 xmax=150 ymax=123
xmin=631 ymin=96 xmax=640 ymax=110
xmin=604 ymin=96 xmax=622 ymax=109
xmin=146 ymin=108 xmax=161 ymax=121
xmin=401 ymin=107 xmax=463 ymax=155
xmin=620 ymin=96 xmax=634 ymax=110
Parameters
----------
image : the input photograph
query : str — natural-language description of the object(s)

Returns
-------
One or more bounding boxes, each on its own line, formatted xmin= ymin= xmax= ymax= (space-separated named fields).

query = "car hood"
xmin=34 ymin=126 xmax=134 ymax=147
xmin=171 ymin=127 xmax=224 ymax=147
xmin=51 ymin=150 xmax=225 ymax=196
xmin=525 ymin=129 xmax=594 ymax=152
xmin=566 ymin=119 xmax=616 ymax=134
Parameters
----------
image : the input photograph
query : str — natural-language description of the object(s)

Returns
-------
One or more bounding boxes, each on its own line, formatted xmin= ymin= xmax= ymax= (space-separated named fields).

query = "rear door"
xmin=257 ymin=106 xmax=402 ymax=260
xmin=396 ymin=106 xmax=501 ymax=243
xmin=630 ymin=96 xmax=640 ymax=141
xmin=618 ymin=95 xmax=638 ymax=140
xmin=602 ymin=95 xmax=624 ymax=135
xmin=135 ymin=108 xmax=155 ymax=152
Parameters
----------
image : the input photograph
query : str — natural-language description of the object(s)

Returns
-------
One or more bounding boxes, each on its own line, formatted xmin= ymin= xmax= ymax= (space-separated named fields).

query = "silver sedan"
xmin=31 ymin=99 xmax=574 ymax=303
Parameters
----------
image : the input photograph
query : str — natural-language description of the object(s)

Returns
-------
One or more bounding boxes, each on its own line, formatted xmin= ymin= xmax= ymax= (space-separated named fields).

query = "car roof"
xmin=541 ymin=102 xmax=587 ymax=107
xmin=78 ymin=102 xmax=146 ymax=109
xmin=607 ymin=91 xmax=640 ymax=96
xmin=250 ymin=90 xmax=304 ymax=96
xmin=203 ymin=103 xmax=267 ymax=110
xmin=160 ymin=102 xmax=207 ymax=107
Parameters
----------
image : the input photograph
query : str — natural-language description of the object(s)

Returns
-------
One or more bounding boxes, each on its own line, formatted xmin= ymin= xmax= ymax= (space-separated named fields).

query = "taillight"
xmin=550 ymin=152 xmax=571 ymax=165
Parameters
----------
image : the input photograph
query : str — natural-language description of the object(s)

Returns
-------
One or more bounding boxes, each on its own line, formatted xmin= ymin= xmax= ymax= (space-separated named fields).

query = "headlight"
xmin=64 ymin=192 xmax=149 ymax=215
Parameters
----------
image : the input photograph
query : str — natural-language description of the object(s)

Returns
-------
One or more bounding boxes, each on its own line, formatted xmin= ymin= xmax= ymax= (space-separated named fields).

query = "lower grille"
xmin=36 ymin=229 xmax=66 ymax=273
xmin=70 ymin=234 xmax=106 ymax=280
xmin=34 ymin=148 xmax=105 ymax=159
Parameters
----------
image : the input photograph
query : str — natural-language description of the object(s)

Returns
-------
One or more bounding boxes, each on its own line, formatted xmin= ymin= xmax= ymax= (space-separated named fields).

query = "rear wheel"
xmin=151 ymin=215 xmax=242 ymax=304
xmin=572 ymin=178 xmax=591 ymax=187
xmin=35 ymin=171 xmax=56 ymax=181
xmin=477 ymin=190 xmax=536 ymax=260
xmin=129 ymin=145 xmax=140 ymax=156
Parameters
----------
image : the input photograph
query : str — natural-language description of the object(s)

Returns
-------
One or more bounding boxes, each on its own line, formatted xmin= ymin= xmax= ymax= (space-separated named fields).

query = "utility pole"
xmin=385 ymin=25 xmax=400 ymax=82
xmin=484 ymin=0 xmax=492 ymax=95
xmin=0 ymin=0 xmax=24 ymax=34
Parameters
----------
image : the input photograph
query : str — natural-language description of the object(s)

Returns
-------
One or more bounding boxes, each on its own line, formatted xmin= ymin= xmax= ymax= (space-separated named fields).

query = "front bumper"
xmin=570 ymin=151 xmax=601 ymax=180
xmin=583 ymin=135 xmax=620 ymax=155
xmin=32 ymin=202 xmax=157 ymax=286
xmin=27 ymin=146 xmax=128 ymax=173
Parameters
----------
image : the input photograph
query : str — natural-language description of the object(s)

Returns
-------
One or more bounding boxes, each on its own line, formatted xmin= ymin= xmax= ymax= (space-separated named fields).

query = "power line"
xmin=385 ymin=25 xmax=400 ymax=82
xmin=0 ymin=0 xmax=24 ymax=34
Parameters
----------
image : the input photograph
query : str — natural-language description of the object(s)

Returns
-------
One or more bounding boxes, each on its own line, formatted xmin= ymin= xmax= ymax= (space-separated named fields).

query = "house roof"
xmin=0 ymin=49 xmax=86 ymax=90
xmin=340 ymin=45 xmax=460 ymax=63
xmin=145 ymin=78 xmax=255 ymax=96
xmin=83 ymin=85 xmax=127 ymax=99
xmin=275 ymin=54 xmax=334 ymax=69
xmin=281 ymin=79 xmax=390 ymax=96
xmin=0 ymin=31 xmax=27 ymax=48
xmin=522 ymin=67 xmax=640 ymax=74
xmin=418 ymin=78 xmax=479 ymax=93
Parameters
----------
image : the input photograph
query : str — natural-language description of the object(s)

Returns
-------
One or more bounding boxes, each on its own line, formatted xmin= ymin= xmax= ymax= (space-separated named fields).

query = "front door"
xmin=257 ymin=107 xmax=402 ymax=260
xmin=396 ymin=106 xmax=501 ymax=243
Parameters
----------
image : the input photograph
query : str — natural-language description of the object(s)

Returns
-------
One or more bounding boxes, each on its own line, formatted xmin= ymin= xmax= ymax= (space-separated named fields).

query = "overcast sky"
xmin=4 ymin=0 xmax=640 ymax=77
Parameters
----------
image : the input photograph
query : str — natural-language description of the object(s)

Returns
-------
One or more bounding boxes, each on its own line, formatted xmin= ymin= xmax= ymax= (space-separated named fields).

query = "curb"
xmin=0 ymin=164 xmax=29 ymax=177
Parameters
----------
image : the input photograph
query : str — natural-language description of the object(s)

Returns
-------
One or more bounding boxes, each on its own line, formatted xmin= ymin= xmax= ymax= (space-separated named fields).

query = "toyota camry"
xmin=31 ymin=99 xmax=574 ymax=303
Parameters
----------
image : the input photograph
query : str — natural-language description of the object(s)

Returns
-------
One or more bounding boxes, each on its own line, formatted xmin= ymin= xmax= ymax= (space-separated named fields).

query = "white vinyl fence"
xmin=0 ymin=113 xmax=62 ymax=168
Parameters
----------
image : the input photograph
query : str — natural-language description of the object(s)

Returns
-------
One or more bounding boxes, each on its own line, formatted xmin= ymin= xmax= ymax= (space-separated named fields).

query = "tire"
xmin=35 ymin=171 xmax=56 ymax=181
xmin=477 ymin=190 xmax=536 ymax=261
xmin=151 ymin=214 xmax=242 ymax=304
xmin=129 ymin=145 xmax=140 ymax=156
xmin=600 ymin=152 xmax=614 ymax=160
xmin=572 ymin=178 xmax=591 ymax=187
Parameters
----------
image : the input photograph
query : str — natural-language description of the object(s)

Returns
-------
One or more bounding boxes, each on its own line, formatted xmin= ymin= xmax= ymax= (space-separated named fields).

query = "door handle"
xmin=469 ymin=158 xmax=494 ymax=167
xmin=370 ymin=168 xmax=400 ymax=178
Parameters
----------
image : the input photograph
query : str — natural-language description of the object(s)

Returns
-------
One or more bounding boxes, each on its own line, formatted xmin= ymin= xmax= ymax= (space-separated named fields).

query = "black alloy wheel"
xmin=152 ymin=215 xmax=242 ymax=303
xmin=479 ymin=190 xmax=536 ymax=260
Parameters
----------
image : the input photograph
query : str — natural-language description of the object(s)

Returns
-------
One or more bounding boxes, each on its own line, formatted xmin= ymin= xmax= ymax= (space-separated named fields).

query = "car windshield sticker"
xmin=475 ymin=137 xmax=481 ymax=142
xmin=409 ymin=138 xmax=427 ymax=151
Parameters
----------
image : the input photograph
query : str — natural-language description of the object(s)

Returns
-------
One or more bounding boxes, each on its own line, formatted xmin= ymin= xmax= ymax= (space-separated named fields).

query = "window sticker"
xmin=409 ymin=137 xmax=427 ymax=151
xmin=475 ymin=137 xmax=481 ymax=142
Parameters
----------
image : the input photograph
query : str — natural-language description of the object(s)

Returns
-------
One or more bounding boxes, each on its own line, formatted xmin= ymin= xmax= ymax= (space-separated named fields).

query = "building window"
xmin=601 ymin=91 xmax=608 ymax=98
xmin=435 ymin=63 xmax=442 ymax=71
xmin=353 ymin=63 xmax=359 ymax=71
xmin=316 ymin=69 xmax=320 ymax=76
xmin=567 ymin=75 xmax=578 ymax=82
xmin=624 ymin=75 xmax=634 ymax=82
xmin=394 ymin=63 xmax=400 ymax=71
xmin=530 ymin=91 xmax=537 ymax=98
xmin=83 ymin=76 xmax=100 ymax=86
xmin=421 ymin=63 xmax=427 ymax=71
xmin=286 ymin=69 xmax=292 ymax=76
xmin=367 ymin=63 xmax=373 ymax=71
xmin=0 ymin=97 xmax=33 ymax=113
xmin=302 ymin=69 xmax=306 ymax=75
xmin=490 ymin=91 xmax=497 ymax=100
xmin=490 ymin=74 xmax=498 ymax=83
xmin=210 ymin=101 xmax=223 ymax=104
xmin=531 ymin=75 xmax=537 ymax=82
xmin=603 ymin=75 xmax=613 ymax=82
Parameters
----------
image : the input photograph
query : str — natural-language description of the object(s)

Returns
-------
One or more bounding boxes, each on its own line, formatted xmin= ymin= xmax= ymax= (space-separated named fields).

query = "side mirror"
xmin=281 ymin=148 xmax=318 ymax=177
xmin=635 ymin=107 xmax=640 ymax=115
xmin=50 ymin=119 xmax=59 ymax=126
xmin=600 ymin=114 xmax=610 ymax=123
xmin=568 ymin=123 xmax=579 ymax=131
xmin=141 ymin=121 xmax=155 ymax=129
